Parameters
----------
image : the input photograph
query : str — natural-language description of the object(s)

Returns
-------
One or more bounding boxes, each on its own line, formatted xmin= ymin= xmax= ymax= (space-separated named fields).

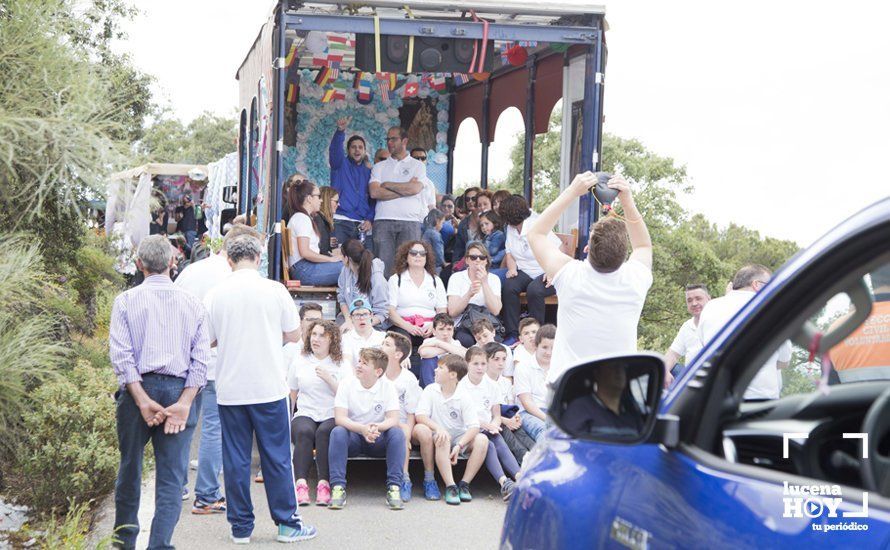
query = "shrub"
xmin=16 ymin=501 xmax=118 ymax=550
xmin=16 ymin=361 xmax=118 ymax=515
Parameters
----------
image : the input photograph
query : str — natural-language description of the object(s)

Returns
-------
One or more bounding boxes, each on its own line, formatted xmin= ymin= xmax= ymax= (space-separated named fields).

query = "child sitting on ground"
xmin=381 ymin=331 xmax=423 ymax=503
xmin=483 ymin=342 xmax=535 ymax=464
xmin=417 ymin=313 xmax=466 ymax=387
xmin=459 ymin=346 xmax=520 ymax=501
xmin=413 ymin=355 xmax=489 ymax=505
xmin=513 ymin=324 xmax=555 ymax=442
xmin=509 ymin=318 xmax=540 ymax=378
xmin=328 ymin=348 xmax=407 ymax=510
xmin=470 ymin=319 xmax=513 ymax=375
xmin=341 ymin=298 xmax=386 ymax=369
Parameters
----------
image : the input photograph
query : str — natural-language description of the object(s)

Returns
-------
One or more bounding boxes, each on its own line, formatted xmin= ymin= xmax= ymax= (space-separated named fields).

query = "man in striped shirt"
xmin=109 ymin=234 xmax=210 ymax=550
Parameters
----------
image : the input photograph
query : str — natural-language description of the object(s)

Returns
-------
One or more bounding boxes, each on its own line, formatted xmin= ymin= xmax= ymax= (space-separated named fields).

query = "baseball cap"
xmin=349 ymin=298 xmax=371 ymax=315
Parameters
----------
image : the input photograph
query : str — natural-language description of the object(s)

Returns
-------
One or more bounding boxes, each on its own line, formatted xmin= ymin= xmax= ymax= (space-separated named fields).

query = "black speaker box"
xmin=354 ymin=34 xmax=494 ymax=73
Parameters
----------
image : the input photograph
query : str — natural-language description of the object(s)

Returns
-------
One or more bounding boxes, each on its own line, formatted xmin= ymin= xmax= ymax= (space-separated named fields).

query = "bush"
xmin=16 ymin=362 xmax=118 ymax=515
xmin=15 ymin=501 xmax=118 ymax=550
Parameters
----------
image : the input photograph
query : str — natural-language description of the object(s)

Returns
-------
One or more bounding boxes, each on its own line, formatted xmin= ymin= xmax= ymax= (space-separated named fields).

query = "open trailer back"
xmin=235 ymin=0 xmax=607 ymax=280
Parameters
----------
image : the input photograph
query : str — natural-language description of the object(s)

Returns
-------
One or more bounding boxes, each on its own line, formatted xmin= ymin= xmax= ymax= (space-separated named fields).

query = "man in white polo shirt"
xmin=203 ymin=233 xmax=316 ymax=544
xmin=528 ymin=172 xmax=653 ymax=384
xmin=369 ymin=126 xmax=428 ymax=278
xmin=663 ymin=284 xmax=711 ymax=384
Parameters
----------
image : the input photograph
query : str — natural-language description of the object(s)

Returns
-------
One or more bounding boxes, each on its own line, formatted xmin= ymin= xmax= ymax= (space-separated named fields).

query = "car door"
xmin=609 ymin=198 xmax=890 ymax=548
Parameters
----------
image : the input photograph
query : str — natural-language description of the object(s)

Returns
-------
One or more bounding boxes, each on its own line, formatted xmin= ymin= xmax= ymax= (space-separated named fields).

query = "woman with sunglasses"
xmin=286 ymin=178 xmax=343 ymax=286
xmin=446 ymin=242 xmax=503 ymax=347
xmin=387 ymin=240 xmax=447 ymax=372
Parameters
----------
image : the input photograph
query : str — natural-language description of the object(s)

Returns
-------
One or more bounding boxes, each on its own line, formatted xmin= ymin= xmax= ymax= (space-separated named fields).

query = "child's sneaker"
xmin=231 ymin=535 xmax=250 ymax=545
xmin=315 ymin=480 xmax=331 ymax=506
xmin=458 ymin=480 xmax=473 ymax=502
xmin=254 ymin=469 xmax=263 ymax=483
xmin=423 ymin=479 xmax=441 ymax=500
xmin=295 ymin=480 xmax=310 ymax=506
xmin=192 ymin=497 xmax=226 ymax=514
xmin=386 ymin=484 xmax=404 ymax=510
xmin=399 ymin=473 xmax=412 ymax=502
xmin=500 ymin=479 xmax=516 ymax=501
xmin=181 ymin=486 xmax=189 ymax=501
xmin=444 ymin=485 xmax=461 ymax=505
xmin=277 ymin=523 xmax=318 ymax=543
xmin=329 ymin=485 xmax=346 ymax=509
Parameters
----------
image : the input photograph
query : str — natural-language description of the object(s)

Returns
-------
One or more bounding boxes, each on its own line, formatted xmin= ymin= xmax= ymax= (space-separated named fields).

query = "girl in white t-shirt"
xmin=285 ymin=178 xmax=343 ymax=286
xmin=288 ymin=320 xmax=348 ymax=506
xmin=446 ymin=242 xmax=502 ymax=347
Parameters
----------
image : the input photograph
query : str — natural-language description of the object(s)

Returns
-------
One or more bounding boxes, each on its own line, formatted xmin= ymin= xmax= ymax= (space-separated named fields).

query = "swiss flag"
xmin=403 ymin=81 xmax=419 ymax=98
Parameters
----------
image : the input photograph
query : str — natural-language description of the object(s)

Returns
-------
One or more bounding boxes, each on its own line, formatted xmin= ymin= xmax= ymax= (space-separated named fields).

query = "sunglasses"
xmin=408 ymin=249 xmax=427 ymax=257
xmin=413 ymin=155 xmax=427 ymax=161
xmin=466 ymin=196 xmax=478 ymax=203
xmin=466 ymin=254 xmax=486 ymax=261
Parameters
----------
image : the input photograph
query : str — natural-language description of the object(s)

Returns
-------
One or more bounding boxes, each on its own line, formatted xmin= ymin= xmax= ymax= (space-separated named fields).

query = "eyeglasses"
xmin=441 ymin=203 xmax=454 ymax=209
xmin=466 ymin=254 xmax=486 ymax=261
xmin=408 ymin=249 xmax=427 ymax=257
xmin=351 ymin=312 xmax=371 ymax=319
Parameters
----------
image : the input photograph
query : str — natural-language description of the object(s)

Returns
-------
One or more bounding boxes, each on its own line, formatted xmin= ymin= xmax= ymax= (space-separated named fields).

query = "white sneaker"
xmin=231 ymin=535 xmax=250 ymax=544
xmin=190 ymin=459 xmax=198 ymax=470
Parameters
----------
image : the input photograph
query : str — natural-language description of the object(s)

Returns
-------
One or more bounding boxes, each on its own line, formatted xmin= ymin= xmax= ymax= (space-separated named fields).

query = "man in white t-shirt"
xmin=663 ymin=284 xmax=711 ymax=384
xmin=203 ymin=234 xmax=316 ymax=543
xmin=369 ymin=126 xmax=428 ymax=278
xmin=499 ymin=195 xmax=562 ymax=343
xmin=528 ymin=172 xmax=653 ymax=384
xmin=341 ymin=298 xmax=386 ymax=370
xmin=698 ymin=264 xmax=791 ymax=400
xmin=175 ymin=226 xmax=258 ymax=513
xmin=411 ymin=147 xmax=438 ymax=214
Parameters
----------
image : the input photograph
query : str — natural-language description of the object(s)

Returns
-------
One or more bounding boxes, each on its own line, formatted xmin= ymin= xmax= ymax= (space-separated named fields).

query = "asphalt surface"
xmin=92 ymin=423 xmax=507 ymax=549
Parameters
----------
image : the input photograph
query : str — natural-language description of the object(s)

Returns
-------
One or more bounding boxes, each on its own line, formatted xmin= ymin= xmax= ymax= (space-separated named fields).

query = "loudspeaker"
xmin=354 ymin=34 xmax=494 ymax=73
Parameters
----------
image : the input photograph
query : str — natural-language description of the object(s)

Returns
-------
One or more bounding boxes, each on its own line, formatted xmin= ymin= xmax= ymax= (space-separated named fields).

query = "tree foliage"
xmin=136 ymin=111 xmax=238 ymax=165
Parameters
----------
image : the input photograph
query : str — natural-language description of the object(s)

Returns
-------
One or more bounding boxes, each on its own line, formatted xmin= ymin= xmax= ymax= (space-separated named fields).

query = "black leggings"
xmin=291 ymin=416 xmax=336 ymax=481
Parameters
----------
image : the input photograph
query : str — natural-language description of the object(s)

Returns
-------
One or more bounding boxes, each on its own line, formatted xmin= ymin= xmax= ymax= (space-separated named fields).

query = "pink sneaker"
xmin=295 ymin=480 xmax=310 ymax=506
xmin=316 ymin=480 xmax=331 ymax=506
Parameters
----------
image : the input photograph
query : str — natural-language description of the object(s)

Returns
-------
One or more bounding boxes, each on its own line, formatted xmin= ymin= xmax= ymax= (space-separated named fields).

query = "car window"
xmin=746 ymin=261 xmax=890 ymax=400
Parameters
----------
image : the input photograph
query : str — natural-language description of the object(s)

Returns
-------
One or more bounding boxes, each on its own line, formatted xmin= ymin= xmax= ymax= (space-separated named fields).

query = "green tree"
xmin=136 ymin=111 xmax=238 ymax=164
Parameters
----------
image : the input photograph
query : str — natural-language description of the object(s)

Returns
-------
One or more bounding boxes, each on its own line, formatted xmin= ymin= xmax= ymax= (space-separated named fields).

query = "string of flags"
xmin=301 ymin=69 xmax=478 ymax=104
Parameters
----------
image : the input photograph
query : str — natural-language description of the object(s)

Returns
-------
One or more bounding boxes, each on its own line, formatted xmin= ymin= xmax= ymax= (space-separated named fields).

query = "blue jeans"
xmin=333 ymin=219 xmax=374 ymax=254
xmin=218 ymin=398 xmax=303 ymax=539
xmin=194 ymin=381 xmax=223 ymax=503
xmin=373 ymin=219 xmax=421 ymax=278
xmin=114 ymin=374 xmax=201 ymax=550
xmin=419 ymin=357 xmax=438 ymax=388
xmin=328 ymin=426 xmax=405 ymax=488
xmin=289 ymin=259 xmax=343 ymax=286
xmin=491 ymin=267 xmax=508 ymax=284
xmin=520 ymin=410 xmax=548 ymax=442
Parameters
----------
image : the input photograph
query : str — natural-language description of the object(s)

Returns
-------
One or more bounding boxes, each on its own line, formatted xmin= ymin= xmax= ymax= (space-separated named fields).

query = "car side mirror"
xmin=549 ymin=353 xmax=665 ymax=444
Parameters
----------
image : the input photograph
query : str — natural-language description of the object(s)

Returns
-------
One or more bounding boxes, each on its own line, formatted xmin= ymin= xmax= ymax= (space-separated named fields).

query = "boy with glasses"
xmin=341 ymin=298 xmax=386 ymax=370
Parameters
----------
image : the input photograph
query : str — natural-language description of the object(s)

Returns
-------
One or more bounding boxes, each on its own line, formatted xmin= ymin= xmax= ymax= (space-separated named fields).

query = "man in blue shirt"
xmin=329 ymin=117 xmax=374 ymax=250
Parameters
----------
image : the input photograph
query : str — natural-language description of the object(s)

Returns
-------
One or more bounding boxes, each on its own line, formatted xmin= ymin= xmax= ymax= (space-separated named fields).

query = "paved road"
xmin=92 ymin=427 xmax=507 ymax=549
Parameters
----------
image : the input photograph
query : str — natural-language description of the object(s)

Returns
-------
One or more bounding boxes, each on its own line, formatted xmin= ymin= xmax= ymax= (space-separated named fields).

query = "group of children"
xmin=280 ymin=297 xmax=556 ymax=510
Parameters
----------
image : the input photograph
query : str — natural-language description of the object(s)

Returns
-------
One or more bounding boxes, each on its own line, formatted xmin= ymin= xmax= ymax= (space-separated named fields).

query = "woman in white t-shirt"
xmin=288 ymin=320 xmax=348 ymax=506
xmin=286 ymin=177 xmax=343 ymax=286
xmin=446 ymin=242 xmax=502 ymax=347
xmin=387 ymin=240 xmax=447 ymax=371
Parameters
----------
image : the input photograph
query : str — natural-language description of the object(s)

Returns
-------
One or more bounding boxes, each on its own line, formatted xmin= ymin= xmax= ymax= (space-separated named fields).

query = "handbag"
xmin=458 ymin=303 xmax=504 ymax=337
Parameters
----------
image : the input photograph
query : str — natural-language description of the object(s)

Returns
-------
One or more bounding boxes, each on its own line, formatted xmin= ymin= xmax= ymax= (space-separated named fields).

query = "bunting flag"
xmin=321 ymin=79 xmax=348 ymax=103
xmin=430 ymin=73 xmax=446 ymax=91
xmin=314 ymin=67 xmax=338 ymax=87
xmin=286 ymin=83 xmax=298 ymax=104
xmin=285 ymin=41 xmax=300 ymax=68
xmin=376 ymin=72 xmax=397 ymax=104
xmin=453 ymin=73 xmax=471 ymax=86
xmin=356 ymin=72 xmax=374 ymax=104
xmin=325 ymin=33 xmax=351 ymax=68
xmin=403 ymin=75 xmax=420 ymax=98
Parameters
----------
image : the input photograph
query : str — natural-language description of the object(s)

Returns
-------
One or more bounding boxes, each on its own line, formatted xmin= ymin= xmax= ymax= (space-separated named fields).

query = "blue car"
xmin=502 ymin=197 xmax=890 ymax=549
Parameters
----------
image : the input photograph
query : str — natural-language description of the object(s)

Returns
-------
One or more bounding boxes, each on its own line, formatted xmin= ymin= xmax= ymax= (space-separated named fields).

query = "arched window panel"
xmin=487 ymin=107 xmax=525 ymax=191
xmin=451 ymin=117 xmax=481 ymax=195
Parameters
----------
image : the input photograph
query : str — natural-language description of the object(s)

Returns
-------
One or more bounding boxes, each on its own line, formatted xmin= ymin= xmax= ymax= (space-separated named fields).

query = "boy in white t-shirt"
xmin=483 ymin=342 xmax=535 ymax=465
xmin=470 ymin=318 xmax=514 ymax=377
xmin=459 ymin=346 xmax=520 ymax=501
xmin=341 ymin=298 xmax=386 ymax=369
xmin=381 ymin=331 xmax=422 ymax=502
xmin=328 ymin=348 xmax=406 ymax=510
xmin=413 ymin=355 xmax=489 ymax=505
xmin=510 ymin=318 xmax=539 ymax=379
xmin=418 ymin=313 xmax=466 ymax=387
xmin=513 ymin=324 xmax=556 ymax=442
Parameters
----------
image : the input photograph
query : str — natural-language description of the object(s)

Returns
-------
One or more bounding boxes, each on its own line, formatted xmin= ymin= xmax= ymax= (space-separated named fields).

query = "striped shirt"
xmin=109 ymin=274 xmax=210 ymax=389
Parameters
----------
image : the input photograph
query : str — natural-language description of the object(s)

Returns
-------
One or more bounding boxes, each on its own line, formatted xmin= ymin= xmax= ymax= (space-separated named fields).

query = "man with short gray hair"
xmin=204 ymin=233 xmax=317 ymax=543
xmin=109 ymin=234 xmax=210 ymax=549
